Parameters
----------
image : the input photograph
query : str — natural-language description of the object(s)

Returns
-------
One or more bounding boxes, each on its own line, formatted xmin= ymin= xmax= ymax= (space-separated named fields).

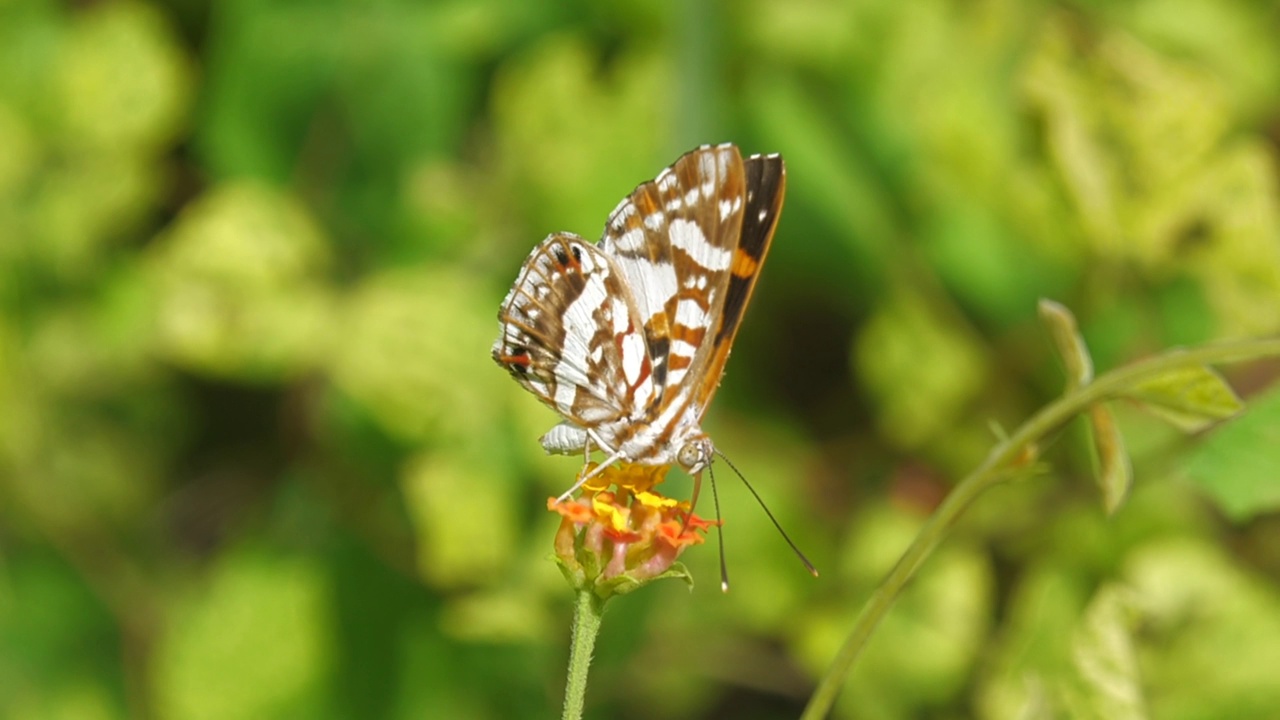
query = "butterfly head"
xmin=676 ymin=434 xmax=715 ymax=475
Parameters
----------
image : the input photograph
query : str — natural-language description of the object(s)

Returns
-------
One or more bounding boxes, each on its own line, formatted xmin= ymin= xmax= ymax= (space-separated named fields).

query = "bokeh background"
xmin=3 ymin=0 xmax=1280 ymax=718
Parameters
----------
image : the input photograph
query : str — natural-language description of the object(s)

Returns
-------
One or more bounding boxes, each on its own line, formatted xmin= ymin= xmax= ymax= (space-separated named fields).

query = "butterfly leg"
xmin=581 ymin=433 xmax=593 ymax=474
xmin=553 ymin=432 xmax=626 ymax=503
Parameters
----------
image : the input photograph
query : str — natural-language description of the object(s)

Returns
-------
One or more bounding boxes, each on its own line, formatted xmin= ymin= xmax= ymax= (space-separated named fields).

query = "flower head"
xmin=549 ymin=461 xmax=716 ymax=599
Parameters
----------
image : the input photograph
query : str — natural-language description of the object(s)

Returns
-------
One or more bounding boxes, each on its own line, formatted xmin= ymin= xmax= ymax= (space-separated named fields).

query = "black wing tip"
xmin=745 ymin=152 xmax=785 ymax=180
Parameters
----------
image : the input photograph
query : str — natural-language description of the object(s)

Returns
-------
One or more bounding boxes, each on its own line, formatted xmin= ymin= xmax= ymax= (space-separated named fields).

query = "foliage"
xmin=1 ymin=0 xmax=1279 ymax=718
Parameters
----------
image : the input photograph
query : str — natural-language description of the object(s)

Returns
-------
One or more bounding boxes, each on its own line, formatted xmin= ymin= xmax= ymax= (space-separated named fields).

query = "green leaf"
xmin=1088 ymin=404 xmax=1133 ymax=515
xmin=1122 ymin=364 xmax=1244 ymax=432
xmin=1125 ymin=538 xmax=1280 ymax=717
xmin=973 ymin=566 xmax=1090 ymax=719
xmin=798 ymin=504 xmax=993 ymax=719
xmin=58 ymin=1 xmax=192 ymax=151
xmin=1067 ymin=585 xmax=1147 ymax=720
xmin=1039 ymin=299 xmax=1094 ymax=389
xmin=401 ymin=451 xmax=516 ymax=590
xmin=1184 ymin=384 xmax=1280 ymax=520
xmin=153 ymin=549 xmax=332 ymax=720
xmin=855 ymin=292 xmax=987 ymax=449
xmin=149 ymin=183 xmax=333 ymax=381
xmin=598 ymin=561 xmax=695 ymax=599
xmin=440 ymin=590 xmax=553 ymax=643
xmin=490 ymin=35 xmax=665 ymax=236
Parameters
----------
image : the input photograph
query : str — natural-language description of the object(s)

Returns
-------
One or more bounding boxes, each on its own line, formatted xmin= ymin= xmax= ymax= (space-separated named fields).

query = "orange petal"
xmin=547 ymin=497 xmax=594 ymax=524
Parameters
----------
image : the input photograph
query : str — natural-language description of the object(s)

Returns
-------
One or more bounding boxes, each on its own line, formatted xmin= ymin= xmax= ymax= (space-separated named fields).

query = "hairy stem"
xmin=563 ymin=589 xmax=605 ymax=720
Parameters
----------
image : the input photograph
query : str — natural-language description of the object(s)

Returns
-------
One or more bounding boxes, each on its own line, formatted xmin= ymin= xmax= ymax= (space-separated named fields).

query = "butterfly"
xmin=492 ymin=143 xmax=785 ymax=504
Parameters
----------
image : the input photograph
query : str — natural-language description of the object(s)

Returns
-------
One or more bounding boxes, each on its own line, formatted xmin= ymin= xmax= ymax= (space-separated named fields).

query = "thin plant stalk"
xmin=800 ymin=337 xmax=1280 ymax=719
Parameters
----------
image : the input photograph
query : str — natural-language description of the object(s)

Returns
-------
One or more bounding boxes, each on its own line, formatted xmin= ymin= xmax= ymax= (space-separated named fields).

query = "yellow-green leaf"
xmin=1122 ymin=365 xmax=1244 ymax=433
xmin=1039 ymin=299 xmax=1094 ymax=390
xmin=153 ymin=549 xmax=332 ymax=720
xmin=1184 ymin=384 xmax=1280 ymax=521
xmin=1067 ymin=585 xmax=1147 ymax=720
xmin=1088 ymin=404 xmax=1133 ymax=516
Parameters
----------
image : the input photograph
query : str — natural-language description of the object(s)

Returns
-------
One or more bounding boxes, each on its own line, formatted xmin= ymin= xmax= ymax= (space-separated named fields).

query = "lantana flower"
xmin=548 ymin=461 xmax=716 ymax=599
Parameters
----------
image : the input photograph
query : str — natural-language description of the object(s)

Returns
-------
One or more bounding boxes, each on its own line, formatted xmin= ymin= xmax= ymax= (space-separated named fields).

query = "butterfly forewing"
xmin=696 ymin=152 xmax=785 ymax=414
xmin=600 ymin=146 xmax=749 ymax=407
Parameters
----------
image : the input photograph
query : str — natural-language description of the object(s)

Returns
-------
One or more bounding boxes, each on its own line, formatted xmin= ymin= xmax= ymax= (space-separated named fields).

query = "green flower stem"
xmin=800 ymin=337 xmax=1280 ymax=720
xmin=563 ymin=589 xmax=606 ymax=720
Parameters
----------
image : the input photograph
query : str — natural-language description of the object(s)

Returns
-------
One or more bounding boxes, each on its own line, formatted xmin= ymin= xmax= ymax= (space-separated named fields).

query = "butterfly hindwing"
xmin=492 ymin=233 xmax=655 ymax=430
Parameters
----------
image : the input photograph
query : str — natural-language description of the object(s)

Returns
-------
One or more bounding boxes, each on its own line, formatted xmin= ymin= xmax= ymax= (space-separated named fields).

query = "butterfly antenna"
xmin=708 ymin=462 xmax=730 ymax=592
xmin=715 ymin=450 xmax=819 ymax=578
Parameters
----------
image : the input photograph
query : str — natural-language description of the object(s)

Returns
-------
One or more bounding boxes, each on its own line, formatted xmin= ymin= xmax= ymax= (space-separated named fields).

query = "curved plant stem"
xmin=800 ymin=337 xmax=1280 ymax=720
xmin=563 ymin=589 xmax=605 ymax=720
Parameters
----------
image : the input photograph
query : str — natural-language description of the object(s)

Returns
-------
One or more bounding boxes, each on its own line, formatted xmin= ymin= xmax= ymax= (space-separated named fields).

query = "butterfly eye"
xmin=677 ymin=438 xmax=711 ymax=474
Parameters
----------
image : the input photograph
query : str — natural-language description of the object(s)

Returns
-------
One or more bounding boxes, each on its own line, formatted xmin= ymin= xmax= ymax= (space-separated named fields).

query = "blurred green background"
xmin=3 ymin=0 xmax=1280 ymax=718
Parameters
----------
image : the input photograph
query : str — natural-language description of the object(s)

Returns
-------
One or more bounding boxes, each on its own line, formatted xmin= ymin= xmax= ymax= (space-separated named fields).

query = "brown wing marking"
xmin=695 ymin=152 xmax=785 ymax=413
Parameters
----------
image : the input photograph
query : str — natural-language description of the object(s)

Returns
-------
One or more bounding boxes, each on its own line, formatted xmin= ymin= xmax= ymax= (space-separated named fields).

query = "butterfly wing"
xmin=693 ymin=151 xmax=785 ymax=415
xmin=492 ymin=233 xmax=656 ymax=438
xmin=598 ymin=145 xmax=784 ymax=423
xmin=495 ymin=145 xmax=785 ymax=468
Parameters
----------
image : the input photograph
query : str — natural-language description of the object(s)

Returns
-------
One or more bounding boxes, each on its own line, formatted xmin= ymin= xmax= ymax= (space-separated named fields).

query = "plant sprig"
xmin=800 ymin=302 xmax=1280 ymax=719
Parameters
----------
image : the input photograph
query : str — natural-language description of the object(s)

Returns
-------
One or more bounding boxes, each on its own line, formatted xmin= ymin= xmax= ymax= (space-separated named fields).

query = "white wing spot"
xmin=554 ymin=378 xmax=577 ymax=414
xmin=555 ymin=272 xmax=611 ymax=412
xmin=614 ymin=255 xmax=677 ymax=322
xmin=644 ymin=212 xmax=665 ymax=231
xmin=698 ymin=152 xmax=718 ymax=180
xmin=616 ymin=227 xmax=645 ymax=252
xmin=718 ymin=196 xmax=742 ymax=221
xmin=670 ymin=338 xmax=699 ymax=359
xmin=621 ymin=331 xmax=645 ymax=385
xmin=758 ymin=208 xmax=769 ymax=222
xmin=669 ymin=218 xmax=731 ymax=270
xmin=611 ymin=297 xmax=629 ymax=335
xmin=632 ymin=373 xmax=654 ymax=408
xmin=573 ymin=244 xmax=599 ymax=272
xmin=675 ymin=298 xmax=709 ymax=330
